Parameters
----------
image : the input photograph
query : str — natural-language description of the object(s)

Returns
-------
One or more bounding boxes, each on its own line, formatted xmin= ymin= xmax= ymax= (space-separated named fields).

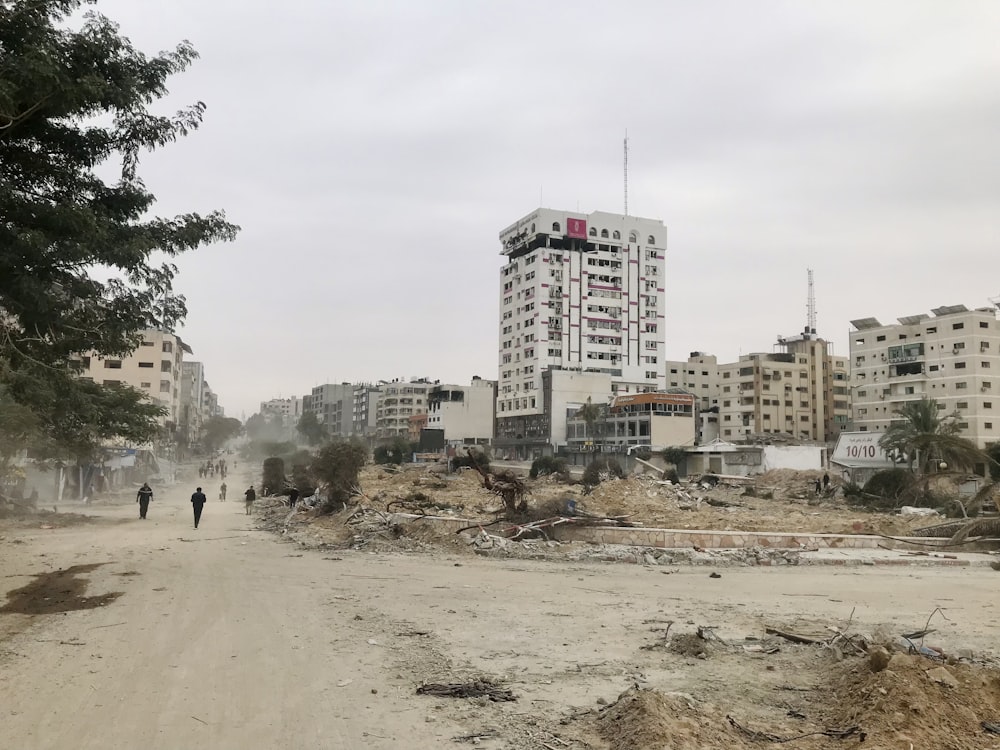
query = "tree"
xmin=202 ymin=416 xmax=242 ymax=453
xmin=0 ymin=1 xmax=238 ymax=458
xmin=296 ymin=412 xmax=328 ymax=446
xmin=576 ymin=398 xmax=602 ymax=441
xmin=311 ymin=440 xmax=367 ymax=513
xmin=879 ymin=398 xmax=987 ymax=476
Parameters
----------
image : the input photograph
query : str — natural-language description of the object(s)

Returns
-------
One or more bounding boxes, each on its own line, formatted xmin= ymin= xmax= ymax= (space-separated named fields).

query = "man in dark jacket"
xmin=244 ymin=485 xmax=256 ymax=516
xmin=288 ymin=487 xmax=300 ymax=509
xmin=191 ymin=486 xmax=207 ymax=528
xmin=137 ymin=482 xmax=153 ymax=519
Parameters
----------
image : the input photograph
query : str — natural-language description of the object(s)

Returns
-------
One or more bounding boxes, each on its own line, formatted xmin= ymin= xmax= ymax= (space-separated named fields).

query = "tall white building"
xmin=850 ymin=304 xmax=1000 ymax=448
xmin=495 ymin=208 xmax=667 ymax=457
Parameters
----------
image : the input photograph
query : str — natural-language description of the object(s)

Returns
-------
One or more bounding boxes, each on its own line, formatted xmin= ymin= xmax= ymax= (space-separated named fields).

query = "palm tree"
xmin=576 ymin=397 xmax=602 ymax=442
xmin=878 ymin=397 xmax=986 ymax=475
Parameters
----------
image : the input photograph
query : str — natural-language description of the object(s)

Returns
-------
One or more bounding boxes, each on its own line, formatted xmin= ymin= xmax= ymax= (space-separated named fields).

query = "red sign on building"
xmin=566 ymin=217 xmax=587 ymax=239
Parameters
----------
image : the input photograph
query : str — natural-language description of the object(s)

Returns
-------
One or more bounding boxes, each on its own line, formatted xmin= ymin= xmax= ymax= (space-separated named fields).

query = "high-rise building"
xmin=304 ymin=384 xmax=354 ymax=437
xmin=375 ymin=379 xmax=431 ymax=440
xmin=495 ymin=208 xmax=667 ymax=457
xmin=849 ymin=304 xmax=1000 ymax=448
xmin=352 ymin=384 xmax=382 ymax=439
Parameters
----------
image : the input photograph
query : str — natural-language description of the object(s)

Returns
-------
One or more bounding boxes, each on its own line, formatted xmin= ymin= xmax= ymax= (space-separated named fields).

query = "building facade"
xmin=495 ymin=208 xmax=667 ymax=457
xmin=668 ymin=333 xmax=849 ymax=445
xmin=352 ymin=384 xmax=382 ymax=440
xmin=374 ymin=379 xmax=430 ymax=440
xmin=849 ymin=305 xmax=1000 ymax=447
xmin=78 ymin=329 xmax=188 ymax=429
xmin=425 ymin=377 xmax=496 ymax=446
xmin=259 ymin=396 xmax=302 ymax=426
xmin=304 ymin=384 xmax=354 ymax=437
xmin=565 ymin=391 xmax=696 ymax=451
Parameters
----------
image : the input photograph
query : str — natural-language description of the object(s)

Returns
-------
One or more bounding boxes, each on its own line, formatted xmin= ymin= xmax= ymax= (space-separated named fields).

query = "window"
xmin=161 ymin=360 xmax=172 ymax=372
xmin=551 ymin=222 xmax=560 ymax=232
xmin=612 ymin=230 xmax=620 ymax=240
xmin=953 ymin=322 xmax=964 ymax=330
xmin=104 ymin=360 xmax=122 ymax=369
xmin=876 ymin=335 xmax=886 ymax=342
xmin=162 ymin=341 xmax=173 ymax=353
xmin=589 ymin=227 xmax=597 ymax=236
xmin=629 ymin=231 xmax=638 ymax=243
xmin=987 ymin=422 xmax=994 ymax=429
xmin=955 ymin=362 xmax=967 ymax=369
xmin=956 ymin=382 xmax=968 ymax=390
xmin=140 ymin=340 xmax=154 ymax=347
xmin=600 ymin=229 xmax=609 ymax=238
xmin=929 ymin=365 xmax=939 ymax=371
xmin=980 ymin=321 xmax=990 ymax=329
xmin=647 ymin=235 xmax=656 ymax=244
xmin=983 ymin=362 xmax=991 ymax=368
xmin=855 ymin=338 xmax=865 ymax=345
xmin=957 ymin=401 xmax=969 ymax=409
xmin=140 ymin=382 xmax=151 ymax=388
xmin=139 ymin=361 xmax=154 ymax=368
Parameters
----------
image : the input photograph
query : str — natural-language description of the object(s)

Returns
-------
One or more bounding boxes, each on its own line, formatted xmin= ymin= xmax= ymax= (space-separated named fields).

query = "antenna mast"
xmin=806 ymin=268 xmax=817 ymax=334
xmin=623 ymin=130 xmax=629 ymax=216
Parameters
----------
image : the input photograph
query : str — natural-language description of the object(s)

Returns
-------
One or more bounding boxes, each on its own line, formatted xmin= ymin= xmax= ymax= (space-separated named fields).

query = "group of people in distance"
xmin=135 ymin=481 xmax=259 ymax=528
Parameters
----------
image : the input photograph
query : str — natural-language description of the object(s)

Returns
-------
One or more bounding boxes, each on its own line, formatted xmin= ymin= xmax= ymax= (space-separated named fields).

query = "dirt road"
xmin=2 ymin=474 xmax=998 ymax=749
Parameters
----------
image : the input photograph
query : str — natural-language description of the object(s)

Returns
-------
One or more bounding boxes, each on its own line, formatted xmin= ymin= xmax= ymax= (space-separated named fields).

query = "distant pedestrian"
xmin=814 ymin=478 xmax=822 ymax=496
xmin=191 ymin=486 xmax=207 ymax=528
xmin=137 ymin=482 xmax=153 ymax=519
xmin=288 ymin=487 xmax=300 ymax=508
xmin=198 ymin=466 xmax=204 ymax=479
xmin=219 ymin=482 xmax=227 ymax=501
xmin=822 ymin=472 xmax=830 ymax=490
xmin=244 ymin=485 xmax=256 ymax=515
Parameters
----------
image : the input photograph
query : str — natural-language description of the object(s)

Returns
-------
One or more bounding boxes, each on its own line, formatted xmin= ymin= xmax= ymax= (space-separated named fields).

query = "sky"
xmin=90 ymin=0 xmax=1000 ymax=419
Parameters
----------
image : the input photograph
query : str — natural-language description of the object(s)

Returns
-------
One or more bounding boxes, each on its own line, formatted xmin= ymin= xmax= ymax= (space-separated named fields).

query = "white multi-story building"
xmin=78 ymin=329 xmax=187 ymax=429
xmin=180 ymin=361 xmax=206 ymax=446
xmin=352 ymin=384 xmax=382 ymax=439
xmin=850 ymin=304 xmax=1000 ymax=448
xmin=425 ymin=377 xmax=496 ymax=446
xmin=495 ymin=208 xmax=667 ymax=457
xmin=260 ymin=397 xmax=302 ymax=426
xmin=304 ymin=384 xmax=354 ymax=437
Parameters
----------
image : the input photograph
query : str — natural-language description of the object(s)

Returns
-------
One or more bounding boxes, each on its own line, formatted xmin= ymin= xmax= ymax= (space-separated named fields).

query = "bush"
xmin=261 ymin=457 xmax=286 ymax=496
xmin=311 ymin=439 xmax=367 ymax=513
xmin=632 ymin=448 xmax=652 ymax=462
xmin=453 ymin=449 xmax=491 ymax=473
xmin=582 ymin=457 xmax=625 ymax=488
xmin=374 ymin=437 xmax=414 ymax=465
xmin=529 ymin=456 xmax=568 ymax=480
xmin=661 ymin=447 xmax=688 ymax=467
xmin=663 ymin=468 xmax=680 ymax=484
xmin=846 ymin=468 xmax=934 ymax=511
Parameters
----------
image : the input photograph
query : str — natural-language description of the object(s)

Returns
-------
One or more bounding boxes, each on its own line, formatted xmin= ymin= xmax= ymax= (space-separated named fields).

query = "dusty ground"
xmin=3 ymin=464 xmax=1000 ymax=748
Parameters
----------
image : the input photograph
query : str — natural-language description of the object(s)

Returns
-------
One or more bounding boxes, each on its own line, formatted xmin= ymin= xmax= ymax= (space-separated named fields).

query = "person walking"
xmin=191 ymin=486 xmax=207 ymax=528
xmin=219 ymin=481 xmax=227 ymax=502
xmin=244 ymin=485 xmax=256 ymax=515
xmin=136 ymin=482 xmax=153 ymax=519
xmin=288 ymin=487 xmax=300 ymax=509
xmin=822 ymin=472 xmax=830 ymax=491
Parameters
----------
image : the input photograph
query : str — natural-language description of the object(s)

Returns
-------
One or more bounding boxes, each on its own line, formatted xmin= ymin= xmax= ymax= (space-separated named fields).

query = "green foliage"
xmin=529 ymin=456 xmax=568 ymax=480
xmin=661 ymin=447 xmax=688 ymax=467
xmin=879 ymin=398 xmax=987 ymax=475
xmin=244 ymin=413 xmax=287 ymax=443
xmin=311 ymin=440 xmax=367 ymax=513
xmin=663 ymin=468 xmax=680 ymax=484
xmin=453 ymin=449 xmax=491 ymax=473
xmin=374 ymin=437 xmax=413 ymax=465
xmin=987 ymin=443 xmax=1000 ymax=481
xmin=844 ymin=468 xmax=930 ymax=511
xmin=202 ymin=416 xmax=242 ymax=452
xmin=632 ymin=447 xmax=653 ymax=462
xmin=261 ymin=457 xmax=286 ymax=495
xmin=296 ymin=412 xmax=328 ymax=446
xmin=0 ymin=1 xmax=238 ymax=455
xmin=582 ymin=457 xmax=625 ymax=488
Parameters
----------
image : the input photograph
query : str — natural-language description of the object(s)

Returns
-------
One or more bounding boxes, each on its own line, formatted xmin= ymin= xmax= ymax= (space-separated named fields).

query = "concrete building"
xmin=667 ymin=333 xmax=849 ymax=445
xmin=304 ymin=384 xmax=354 ymax=437
xmin=375 ymin=379 xmax=431 ymax=440
xmin=849 ymin=304 xmax=1000 ymax=448
xmin=352 ymin=384 xmax=382 ymax=440
xmin=495 ymin=207 xmax=667 ymax=458
xmin=179 ymin=361 xmax=206 ymax=447
xmin=78 ymin=329 xmax=188 ymax=429
xmin=425 ymin=377 xmax=496 ymax=446
xmin=565 ymin=391 xmax=696 ymax=452
xmin=259 ymin=396 xmax=303 ymax=426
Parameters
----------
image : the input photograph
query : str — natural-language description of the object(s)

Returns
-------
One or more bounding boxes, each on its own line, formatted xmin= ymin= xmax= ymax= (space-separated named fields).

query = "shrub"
xmin=453 ymin=449 xmax=491 ymax=473
xmin=374 ymin=436 xmax=413 ymax=465
xmin=261 ymin=457 xmax=287 ymax=496
xmin=311 ymin=439 xmax=367 ymax=513
xmin=661 ymin=447 xmax=688 ymax=467
xmin=529 ymin=456 xmax=568 ymax=480
xmin=632 ymin=448 xmax=653 ymax=462
xmin=663 ymin=468 xmax=680 ymax=484
xmin=846 ymin=468 xmax=933 ymax=511
xmin=582 ymin=457 xmax=625 ymax=488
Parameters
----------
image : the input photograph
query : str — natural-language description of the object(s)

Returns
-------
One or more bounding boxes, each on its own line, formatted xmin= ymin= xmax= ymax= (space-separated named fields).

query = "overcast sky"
xmin=93 ymin=0 xmax=1000 ymax=419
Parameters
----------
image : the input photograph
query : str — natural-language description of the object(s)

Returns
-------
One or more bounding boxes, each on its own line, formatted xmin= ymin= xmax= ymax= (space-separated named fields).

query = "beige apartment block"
xmin=78 ymin=329 xmax=187 ymax=428
xmin=670 ymin=335 xmax=849 ymax=444
xmin=850 ymin=305 xmax=1000 ymax=448
xmin=375 ymin=379 xmax=431 ymax=440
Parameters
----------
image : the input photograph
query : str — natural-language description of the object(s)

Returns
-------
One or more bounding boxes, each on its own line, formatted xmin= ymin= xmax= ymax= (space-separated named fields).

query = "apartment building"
xmin=565 ymin=391 xmax=696 ymax=451
xmin=179 ymin=361 xmax=206 ymax=446
xmin=374 ymin=379 xmax=430 ymax=440
xmin=425 ymin=377 xmax=496 ymax=446
xmin=494 ymin=207 xmax=667 ymax=457
xmin=668 ymin=332 xmax=849 ymax=444
xmin=304 ymin=384 xmax=354 ymax=437
xmin=259 ymin=397 xmax=302 ymax=426
xmin=352 ymin=384 xmax=382 ymax=439
xmin=849 ymin=304 xmax=1000 ymax=448
xmin=78 ymin=329 xmax=187 ymax=428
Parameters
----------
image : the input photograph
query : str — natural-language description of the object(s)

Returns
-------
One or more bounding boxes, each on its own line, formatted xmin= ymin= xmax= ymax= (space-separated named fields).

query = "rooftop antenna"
xmin=623 ymin=130 xmax=629 ymax=216
xmin=806 ymin=268 xmax=817 ymax=335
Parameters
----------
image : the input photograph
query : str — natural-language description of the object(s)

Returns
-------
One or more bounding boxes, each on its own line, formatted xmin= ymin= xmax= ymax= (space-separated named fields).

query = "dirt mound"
xmin=828 ymin=653 xmax=1000 ymax=749
xmin=596 ymin=688 xmax=750 ymax=750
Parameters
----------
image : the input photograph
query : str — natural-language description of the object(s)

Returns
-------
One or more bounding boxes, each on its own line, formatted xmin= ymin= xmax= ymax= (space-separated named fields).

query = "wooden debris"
xmin=417 ymin=679 xmax=516 ymax=702
xmin=727 ymin=715 xmax=864 ymax=743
